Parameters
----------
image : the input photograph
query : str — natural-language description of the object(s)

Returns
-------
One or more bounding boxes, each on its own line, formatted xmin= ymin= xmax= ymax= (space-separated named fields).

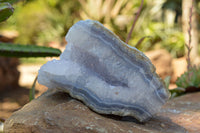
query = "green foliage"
xmin=79 ymin=0 xmax=139 ymax=42
xmin=0 ymin=1 xmax=61 ymax=58
xmin=37 ymin=0 xmax=80 ymax=45
xmin=170 ymin=66 xmax=200 ymax=98
xmin=0 ymin=1 xmax=62 ymax=101
xmin=1 ymin=0 xmax=80 ymax=45
xmin=169 ymin=87 xmax=185 ymax=98
xmin=0 ymin=0 xmax=186 ymax=57
xmin=130 ymin=21 xmax=185 ymax=56
xmin=176 ymin=66 xmax=200 ymax=89
xmin=163 ymin=76 xmax=171 ymax=89
xmin=0 ymin=42 xmax=61 ymax=57
xmin=129 ymin=0 xmax=185 ymax=56
xmin=161 ymin=28 xmax=185 ymax=57
xmin=163 ymin=76 xmax=184 ymax=98
xmin=0 ymin=0 xmax=19 ymax=4
xmin=29 ymin=76 xmax=37 ymax=101
xmin=79 ymin=0 xmax=185 ymax=56
xmin=0 ymin=2 xmax=14 ymax=22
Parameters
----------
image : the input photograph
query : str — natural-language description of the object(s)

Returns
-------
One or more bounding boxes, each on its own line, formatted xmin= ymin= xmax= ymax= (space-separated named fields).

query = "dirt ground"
xmin=0 ymin=64 xmax=48 ymax=121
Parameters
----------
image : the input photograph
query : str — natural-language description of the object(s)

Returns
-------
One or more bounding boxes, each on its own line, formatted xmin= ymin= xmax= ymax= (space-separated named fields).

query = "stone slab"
xmin=4 ymin=89 xmax=200 ymax=133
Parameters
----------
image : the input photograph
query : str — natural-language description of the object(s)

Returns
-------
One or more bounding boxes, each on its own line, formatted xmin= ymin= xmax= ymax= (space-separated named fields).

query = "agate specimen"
xmin=38 ymin=20 xmax=170 ymax=122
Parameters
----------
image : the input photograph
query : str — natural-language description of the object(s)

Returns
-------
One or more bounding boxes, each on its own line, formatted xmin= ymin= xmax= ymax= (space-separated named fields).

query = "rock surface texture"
xmin=4 ymin=89 xmax=200 ymax=133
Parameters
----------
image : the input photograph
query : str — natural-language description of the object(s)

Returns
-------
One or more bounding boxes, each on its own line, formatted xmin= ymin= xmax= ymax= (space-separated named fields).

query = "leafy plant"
xmin=1 ymin=0 xmax=186 ymax=57
xmin=0 ymin=0 xmax=80 ymax=45
xmin=79 ymin=0 xmax=140 ymax=42
xmin=170 ymin=66 xmax=200 ymax=98
xmin=176 ymin=66 xmax=200 ymax=90
xmin=170 ymin=0 xmax=200 ymax=98
xmin=163 ymin=76 xmax=171 ymax=89
xmin=0 ymin=2 xmax=14 ymax=22
xmin=0 ymin=1 xmax=61 ymax=101
xmin=29 ymin=76 xmax=37 ymax=101
xmin=0 ymin=42 xmax=61 ymax=57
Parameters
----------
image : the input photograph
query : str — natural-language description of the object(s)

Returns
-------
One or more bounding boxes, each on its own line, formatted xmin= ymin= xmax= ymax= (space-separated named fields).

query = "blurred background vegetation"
xmin=0 ymin=0 xmax=200 ymax=58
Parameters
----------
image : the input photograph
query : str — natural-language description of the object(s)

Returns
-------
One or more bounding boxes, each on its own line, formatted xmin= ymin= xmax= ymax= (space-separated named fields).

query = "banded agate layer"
xmin=38 ymin=20 xmax=170 ymax=122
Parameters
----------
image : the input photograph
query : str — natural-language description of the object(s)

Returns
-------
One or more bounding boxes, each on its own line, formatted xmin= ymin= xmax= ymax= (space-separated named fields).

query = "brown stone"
xmin=4 ymin=89 xmax=195 ymax=133
xmin=145 ymin=49 xmax=173 ymax=80
xmin=160 ymin=92 xmax=200 ymax=133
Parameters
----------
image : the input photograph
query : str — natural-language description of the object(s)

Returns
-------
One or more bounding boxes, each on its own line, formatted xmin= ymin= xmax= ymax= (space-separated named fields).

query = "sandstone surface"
xmin=6 ymin=89 xmax=200 ymax=133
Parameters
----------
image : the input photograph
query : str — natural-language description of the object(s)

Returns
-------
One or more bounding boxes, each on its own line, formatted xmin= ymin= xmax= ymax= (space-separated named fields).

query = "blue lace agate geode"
xmin=38 ymin=20 xmax=170 ymax=122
